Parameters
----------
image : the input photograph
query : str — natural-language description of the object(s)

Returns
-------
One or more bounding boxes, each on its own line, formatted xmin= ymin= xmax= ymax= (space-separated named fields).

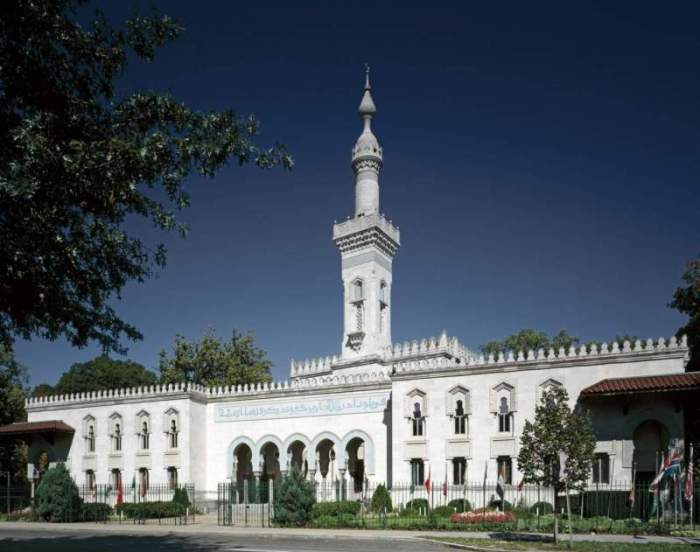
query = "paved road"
xmin=0 ymin=527 xmax=452 ymax=552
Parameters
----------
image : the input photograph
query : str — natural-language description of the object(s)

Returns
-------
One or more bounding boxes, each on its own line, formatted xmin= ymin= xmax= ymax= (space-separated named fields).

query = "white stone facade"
xmin=25 ymin=73 xmax=690 ymax=500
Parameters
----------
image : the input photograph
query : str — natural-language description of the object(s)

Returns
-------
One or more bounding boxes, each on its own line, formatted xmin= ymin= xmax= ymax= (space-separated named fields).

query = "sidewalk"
xmin=1 ymin=515 xmax=698 ymax=546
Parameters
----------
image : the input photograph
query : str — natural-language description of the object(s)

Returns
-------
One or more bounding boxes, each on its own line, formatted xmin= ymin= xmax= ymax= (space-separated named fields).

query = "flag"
xmin=628 ymin=484 xmax=635 ymax=506
xmin=496 ymin=465 xmax=505 ymax=501
xmin=424 ymin=467 xmax=431 ymax=493
xmin=116 ymin=472 xmax=123 ymax=506
xmin=442 ymin=475 xmax=448 ymax=497
xmin=517 ymin=479 xmax=524 ymax=492
xmin=685 ymin=450 xmax=694 ymax=502
xmin=650 ymin=453 xmax=669 ymax=490
xmin=664 ymin=448 xmax=682 ymax=478
xmin=558 ymin=451 xmax=568 ymax=480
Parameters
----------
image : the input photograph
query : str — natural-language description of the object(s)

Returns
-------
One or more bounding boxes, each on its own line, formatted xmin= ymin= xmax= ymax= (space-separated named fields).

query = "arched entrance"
xmin=287 ymin=440 xmax=307 ymax=476
xmin=633 ymin=420 xmax=670 ymax=475
xmin=260 ymin=442 xmax=281 ymax=483
xmin=316 ymin=438 xmax=336 ymax=482
xmin=346 ymin=437 xmax=366 ymax=494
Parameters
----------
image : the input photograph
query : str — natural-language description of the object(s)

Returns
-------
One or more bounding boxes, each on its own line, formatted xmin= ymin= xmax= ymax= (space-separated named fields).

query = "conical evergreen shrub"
xmin=273 ymin=468 xmax=316 ymax=527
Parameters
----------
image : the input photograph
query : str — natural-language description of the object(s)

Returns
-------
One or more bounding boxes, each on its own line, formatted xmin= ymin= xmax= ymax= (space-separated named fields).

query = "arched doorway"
xmin=346 ymin=437 xmax=366 ymax=494
xmin=233 ymin=443 xmax=253 ymax=502
xmin=287 ymin=440 xmax=307 ymax=476
xmin=633 ymin=420 xmax=670 ymax=476
xmin=260 ymin=442 xmax=281 ymax=483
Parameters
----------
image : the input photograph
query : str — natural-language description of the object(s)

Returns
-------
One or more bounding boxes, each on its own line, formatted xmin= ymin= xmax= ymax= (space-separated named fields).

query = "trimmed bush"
xmin=116 ymin=501 xmax=184 ymax=519
xmin=447 ymin=498 xmax=472 ymax=513
xmin=312 ymin=500 xmax=361 ymax=518
xmin=35 ymin=464 xmax=83 ymax=522
xmin=488 ymin=498 xmax=513 ymax=511
xmin=81 ymin=502 xmax=112 ymax=521
xmin=370 ymin=484 xmax=392 ymax=514
xmin=404 ymin=498 xmax=429 ymax=512
xmin=172 ymin=487 xmax=191 ymax=508
xmin=432 ymin=505 xmax=455 ymax=518
xmin=529 ymin=501 xmax=554 ymax=515
xmin=273 ymin=468 xmax=316 ymax=527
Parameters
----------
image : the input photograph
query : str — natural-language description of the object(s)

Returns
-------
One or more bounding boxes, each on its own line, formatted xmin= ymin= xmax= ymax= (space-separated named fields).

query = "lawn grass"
xmin=424 ymin=536 xmax=697 ymax=551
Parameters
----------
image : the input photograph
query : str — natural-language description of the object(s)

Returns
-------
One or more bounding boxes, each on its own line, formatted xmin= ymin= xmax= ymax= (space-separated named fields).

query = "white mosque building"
xmin=14 ymin=72 xmax=694 ymax=503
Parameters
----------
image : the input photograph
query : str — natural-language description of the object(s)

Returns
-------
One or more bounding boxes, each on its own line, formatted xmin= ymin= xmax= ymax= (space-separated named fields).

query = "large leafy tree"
xmin=51 ymin=355 xmax=157 ymax=394
xmin=517 ymin=386 xmax=595 ymax=543
xmin=670 ymin=256 xmax=699 ymax=371
xmin=159 ymin=329 xmax=272 ymax=387
xmin=0 ymin=347 xmax=29 ymax=482
xmin=0 ymin=0 xmax=291 ymax=354
xmin=480 ymin=329 xmax=578 ymax=357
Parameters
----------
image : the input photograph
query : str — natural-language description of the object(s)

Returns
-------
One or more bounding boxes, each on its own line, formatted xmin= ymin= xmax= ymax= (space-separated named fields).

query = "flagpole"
xmin=482 ymin=461 xmax=487 ymax=523
xmin=690 ymin=443 xmax=694 ymax=532
xmin=656 ymin=450 xmax=660 ymax=524
xmin=629 ymin=461 xmax=636 ymax=519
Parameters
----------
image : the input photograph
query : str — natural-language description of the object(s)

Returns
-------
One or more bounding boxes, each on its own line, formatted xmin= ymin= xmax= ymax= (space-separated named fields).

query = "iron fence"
xmin=218 ymin=480 xmax=273 ymax=527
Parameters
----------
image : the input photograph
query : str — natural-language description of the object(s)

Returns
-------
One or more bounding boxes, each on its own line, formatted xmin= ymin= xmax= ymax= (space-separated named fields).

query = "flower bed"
xmin=449 ymin=509 xmax=516 ymax=524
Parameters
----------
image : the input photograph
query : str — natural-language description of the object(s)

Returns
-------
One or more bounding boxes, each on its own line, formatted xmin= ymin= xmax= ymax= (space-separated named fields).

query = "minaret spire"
xmin=352 ymin=67 xmax=382 ymax=217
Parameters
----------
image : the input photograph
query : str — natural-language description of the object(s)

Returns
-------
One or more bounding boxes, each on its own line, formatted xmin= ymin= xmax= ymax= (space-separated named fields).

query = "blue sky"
xmin=15 ymin=1 xmax=700 ymax=385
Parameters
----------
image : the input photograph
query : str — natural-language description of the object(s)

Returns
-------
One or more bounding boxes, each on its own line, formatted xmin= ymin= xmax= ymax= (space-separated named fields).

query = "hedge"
xmin=81 ymin=503 xmax=113 ymax=521
xmin=447 ymin=498 xmax=472 ymax=513
xmin=116 ymin=501 xmax=185 ymax=519
xmin=432 ymin=505 xmax=455 ymax=517
xmin=529 ymin=501 xmax=554 ymax=515
xmin=312 ymin=500 xmax=361 ymax=518
xmin=370 ymin=484 xmax=393 ymax=513
xmin=488 ymin=498 xmax=513 ymax=511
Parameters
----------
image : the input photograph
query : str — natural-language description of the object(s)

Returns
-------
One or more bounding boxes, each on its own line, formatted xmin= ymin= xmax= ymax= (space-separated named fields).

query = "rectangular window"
xmin=410 ymin=459 xmax=425 ymax=486
xmin=497 ymin=456 xmax=512 ymax=485
xmin=452 ymin=457 xmax=467 ymax=484
xmin=592 ymin=453 xmax=610 ymax=484
xmin=412 ymin=416 xmax=424 ymax=437
xmin=168 ymin=467 xmax=178 ymax=490
xmin=498 ymin=413 xmax=511 ymax=433
xmin=86 ymin=470 xmax=95 ymax=490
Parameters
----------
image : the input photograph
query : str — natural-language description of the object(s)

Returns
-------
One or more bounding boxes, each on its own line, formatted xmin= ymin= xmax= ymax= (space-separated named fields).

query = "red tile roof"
xmin=0 ymin=420 xmax=74 ymax=436
xmin=580 ymin=372 xmax=700 ymax=396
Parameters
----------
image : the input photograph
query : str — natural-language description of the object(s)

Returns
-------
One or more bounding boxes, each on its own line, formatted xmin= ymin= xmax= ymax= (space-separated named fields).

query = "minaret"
xmin=333 ymin=68 xmax=400 ymax=360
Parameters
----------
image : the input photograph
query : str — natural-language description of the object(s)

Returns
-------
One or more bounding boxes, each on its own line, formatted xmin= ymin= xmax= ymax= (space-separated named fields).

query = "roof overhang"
xmin=0 ymin=420 xmax=75 ymax=445
xmin=580 ymin=372 xmax=700 ymax=398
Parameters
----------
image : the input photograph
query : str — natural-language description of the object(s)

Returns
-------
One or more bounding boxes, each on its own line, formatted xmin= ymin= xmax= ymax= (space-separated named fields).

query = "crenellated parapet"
xmin=393 ymin=335 xmax=689 ymax=376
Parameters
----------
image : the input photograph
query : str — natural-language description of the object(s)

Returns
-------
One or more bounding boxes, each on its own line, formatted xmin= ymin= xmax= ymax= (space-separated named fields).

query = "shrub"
xmin=370 ymin=484 xmax=392 ymax=514
xmin=35 ymin=464 xmax=83 ymax=522
xmin=447 ymin=498 xmax=472 ymax=513
xmin=312 ymin=500 xmax=360 ymax=518
xmin=273 ymin=468 xmax=316 ymax=527
xmin=529 ymin=501 xmax=554 ymax=515
xmin=81 ymin=502 xmax=112 ymax=521
xmin=116 ymin=501 xmax=184 ymax=519
xmin=488 ymin=498 xmax=513 ymax=511
xmin=432 ymin=505 xmax=455 ymax=518
xmin=172 ymin=487 xmax=191 ymax=508
xmin=403 ymin=498 xmax=429 ymax=514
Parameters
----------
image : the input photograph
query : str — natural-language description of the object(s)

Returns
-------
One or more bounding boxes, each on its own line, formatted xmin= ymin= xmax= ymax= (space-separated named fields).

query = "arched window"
xmin=454 ymin=400 xmax=466 ymax=435
xmin=353 ymin=280 xmax=364 ymax=301
xmin=138 ymin=468 xmax=149 ymax=495
xmin=412 ymin=401 xmax=424 ymax=437
xmin=452 ymin=457 xmax=467 ymax=485
xmin=410 ymin=458 xmax=425 ymax=486
xmin=113 ymin=422 xmax=122 ymax=452
xmin=167 ymin=467 xmax=178 ymax=490
xmin=141 ymin=420 xmax=150 ymax=450
xmin=169 ymin=419 xmax=178 ymax=448
xmin=498 ymin=397 xmax=512 ymax=433
xmin=497 ymin=456 xmax=512 ymax=485
xmin=87 ymin=424 xmax=96 ymax=453
xmin=86 ymin=469 xmax=96 ymax=490
xmin=111 ymin=469 xmax=121 ymax=490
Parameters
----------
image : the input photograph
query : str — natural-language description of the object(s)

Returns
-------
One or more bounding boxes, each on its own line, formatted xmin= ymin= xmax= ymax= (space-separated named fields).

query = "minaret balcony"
xmin=333 ymin=213 xmax=400 ymax=256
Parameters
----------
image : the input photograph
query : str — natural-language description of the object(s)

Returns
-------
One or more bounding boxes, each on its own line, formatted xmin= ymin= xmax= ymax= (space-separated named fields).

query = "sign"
xmin=214 ymin=394 xmax=388 ymax=422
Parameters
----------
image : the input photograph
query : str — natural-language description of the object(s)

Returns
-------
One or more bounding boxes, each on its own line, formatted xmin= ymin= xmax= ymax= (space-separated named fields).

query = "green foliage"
xmin=53 ymin=355 xmax=157 ymax=394
xmin=0 ymin=0 xmax=291 ymax=354
xmin=81 ymin=502 xmax=113 ymax=521
xmin=402 ymin=498 xmax=429 ymax=514
xmin=31 ymin=383 xmax=55 ymax=397
xmin=670 ymin=256 xmax=699 ymax=371
xmin=530 ymin=501 xmax=554 ymax=514
xmin=159 ymin=329 xmax=272 ymax=386
xmin=370 ymin=483 xmax=393 ymax=513
xmin=116 ymin=501 xmax=184 ymax=519
xmin=488 ymin=499 xmax=513 ymax=511
xmin=273 ymin=468 xmax=316 ymax=527
xmin=448 ymin=498 xmax=472 ymax=513
xmin=517 ymin=386 xmax=595 ymax=493
xmin=0 ymin=347 xmax=28 ymax=482
xmin=34 ymin=464 xmax=83 ymax=522
xmin=432 ymin=505 xmax=455 ymax=517
xmin=480 ymin=329 xmax=578 ymax=356
xmin=172 ymin=487 xmax=191 ymax=508
xmin=311 ymin=500 xmax=360 ymax=518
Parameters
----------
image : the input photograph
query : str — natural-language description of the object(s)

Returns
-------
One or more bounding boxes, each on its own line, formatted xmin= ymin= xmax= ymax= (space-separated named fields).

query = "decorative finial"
xmin=364 ymin=63 xmax=371 ymax=90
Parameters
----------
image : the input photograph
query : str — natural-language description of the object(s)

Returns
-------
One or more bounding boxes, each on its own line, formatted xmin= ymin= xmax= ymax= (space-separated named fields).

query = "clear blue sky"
xmin=14 ymin=0 xmax=700 ymax=386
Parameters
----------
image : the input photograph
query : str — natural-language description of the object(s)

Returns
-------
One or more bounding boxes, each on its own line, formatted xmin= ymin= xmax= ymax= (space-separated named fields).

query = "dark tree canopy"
xmin=480 ymin=329 xmax=578 ymax=357
xmin=159 ymin=329 xmax=272 ymax=387
xmin=0 ymin=0 xmax=291 ymax=354
xmin=52 ymin=355 xmax=157 ymax=394
xmin=0 ymin=347 xmax=29 ymax=481
xmin=670 ymin=256 xmax=699 ymax=371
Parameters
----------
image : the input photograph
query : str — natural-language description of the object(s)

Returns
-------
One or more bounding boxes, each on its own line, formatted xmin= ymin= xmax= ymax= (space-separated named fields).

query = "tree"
xmin=159 ymin=329 xmax=272 ymax=387
xmin=273 ymin=468 xmax=316 ymax=527
xmin=53 ymin=355 xmax=157 ymax=394
xmin=34 ymin=463 xmax=82 ymax=522
xmin=517 ymin=386 xmax=595 ymax=543
xmin=480 ymin=329 xmax=578 ymax=357
xmin=31 ymin=383 xmax=55 ymax=397
xmin=0 ymin=347 xmax=28 ymax=482
xmin=0 ymin=0 xmax=292 ymax=354
xmin=670 ymin=256 xmax=699 ymax=371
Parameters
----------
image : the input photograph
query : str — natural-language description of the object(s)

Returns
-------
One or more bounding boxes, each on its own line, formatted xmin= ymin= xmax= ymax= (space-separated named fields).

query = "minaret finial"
xmin=364 ymin=63 xmax=371 ymax=90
